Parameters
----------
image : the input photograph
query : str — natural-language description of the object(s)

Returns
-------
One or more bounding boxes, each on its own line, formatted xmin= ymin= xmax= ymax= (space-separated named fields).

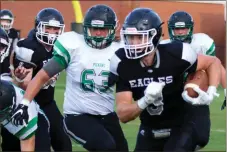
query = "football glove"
xmin=11 ymin=99 xmax=30 ymax=126
xmin=137 ymin=82 xmax=165 ymax=110
xmin=182 ymin=86 xmax=219 ymax=105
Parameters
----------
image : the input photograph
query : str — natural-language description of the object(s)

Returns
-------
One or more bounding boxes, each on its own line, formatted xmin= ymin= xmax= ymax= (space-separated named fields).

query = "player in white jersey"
xmin=165 ymin=11 xmax=226 ymax=110
xmin=12 ymin=4 xmax=128 ymax=151
xmin=162 ymin=10 xmax=226 ymax=149
xmin=0 ymin=79 xmax=51 ymax=151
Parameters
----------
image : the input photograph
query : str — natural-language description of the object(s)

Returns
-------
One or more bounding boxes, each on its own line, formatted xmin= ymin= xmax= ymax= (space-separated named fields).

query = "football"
xmin=184 ymin=70 xmax=209 ymax=98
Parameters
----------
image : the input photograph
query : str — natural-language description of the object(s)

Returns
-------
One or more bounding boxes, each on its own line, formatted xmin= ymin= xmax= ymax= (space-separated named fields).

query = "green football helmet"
xmin=168 ymin=11 xmax=194 ymax=42
xmin=83 ymin=4 xmax=117 ymax=49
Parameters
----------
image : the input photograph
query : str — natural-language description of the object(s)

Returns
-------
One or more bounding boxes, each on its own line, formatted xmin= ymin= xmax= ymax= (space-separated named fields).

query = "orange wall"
xmin=2 ymin=1 xmax=225 ymax=65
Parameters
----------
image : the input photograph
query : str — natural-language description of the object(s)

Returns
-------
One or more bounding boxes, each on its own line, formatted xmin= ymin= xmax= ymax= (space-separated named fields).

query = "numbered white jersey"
xmin=0 ymin=75 xmax=40 ymax=140
xmin=53 ymin=32 xmax=123 ymax=115
xmin=161 ymin=33 xmax=215 ymax=56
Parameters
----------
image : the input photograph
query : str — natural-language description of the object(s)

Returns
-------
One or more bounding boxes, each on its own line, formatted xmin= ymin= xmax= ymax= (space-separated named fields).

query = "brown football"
xmin=184 ymin=70 xmax=209 ymax=98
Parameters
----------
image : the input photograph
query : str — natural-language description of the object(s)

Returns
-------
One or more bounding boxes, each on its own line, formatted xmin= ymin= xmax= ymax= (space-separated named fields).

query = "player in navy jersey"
xmin=108 ymin=8 xmax=221 ymax=151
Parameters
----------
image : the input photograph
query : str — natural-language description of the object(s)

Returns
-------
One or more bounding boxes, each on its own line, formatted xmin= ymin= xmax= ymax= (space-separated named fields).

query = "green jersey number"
xmin=81 ymin=69 xmax=110 ymax=93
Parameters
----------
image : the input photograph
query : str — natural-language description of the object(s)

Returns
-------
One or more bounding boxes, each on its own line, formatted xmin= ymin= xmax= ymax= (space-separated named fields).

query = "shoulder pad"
xmin=110 ymin=48 xmax=126 ymax=76
xmin=193 ymin=33 xmax=214 ymax=47
xmin=56 ymin=31 xmax=80 ymax=50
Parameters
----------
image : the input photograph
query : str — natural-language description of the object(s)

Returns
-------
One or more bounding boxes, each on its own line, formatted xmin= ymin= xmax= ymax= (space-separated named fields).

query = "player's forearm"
xmin=206 ymin=57 xmax=221 ymax=87
xmin=24 ymin=69 xmax=50 ymax=102
xmin=116 ymin=102 xmax=142 ymax=123
xmin=20 ymin=135 xmax=35 ymax=151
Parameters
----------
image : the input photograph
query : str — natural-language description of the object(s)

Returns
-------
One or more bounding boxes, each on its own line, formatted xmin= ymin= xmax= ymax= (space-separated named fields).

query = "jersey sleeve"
xmin=109 ymin=50 xmax=131 ymax=92
xmin=53 ymin=32 xmax=79 ymax=69
xmin=202 ymin=33 xmax=216 ymax=56
xmin=182 ymin=43 xmax=198 ymax=73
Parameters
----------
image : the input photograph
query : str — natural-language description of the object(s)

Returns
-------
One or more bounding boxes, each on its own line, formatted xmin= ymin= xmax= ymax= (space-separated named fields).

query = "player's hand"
xmin=14 ymin=66 xmax=30 ymax=82
xmin=182 ymin=86 xmax=219 ymax=105
xmin=137 ymin=82 xmax=165 ymax=110
xmin=11 ymin=99 xmax=30 ymax=126
xmin=8 ymin=28 xmax=19 ymax=39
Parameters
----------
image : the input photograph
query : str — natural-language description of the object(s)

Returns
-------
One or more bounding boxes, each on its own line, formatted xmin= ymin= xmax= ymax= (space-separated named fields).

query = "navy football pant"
xmin=63 ymin=112 xmax=128 ymax=151
xmin=135 ymin=105 xmax=210 ymax=151
xmin=42 ymin=100 xmax=72 ymax=151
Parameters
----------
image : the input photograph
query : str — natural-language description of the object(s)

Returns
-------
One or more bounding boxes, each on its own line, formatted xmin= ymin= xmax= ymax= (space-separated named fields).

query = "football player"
xmin=0 ymin=80 xmax=41 ymax=151
xmin=0 ymin=27 xmax=51 ymax=151
xmin=3 ymin=8 xmax=72 ymax=151
xmin=12 ymin=4 xmax=128 ymax=151
xmin=0 ymin=27 xmax=10 ymax=73
xmin=0 ymin=9 xmax=20 ymax=73
xmin=164 ymin=11 xmax=226 ymax=110
xmin=108 ymin=8 xmax=221 ymax=151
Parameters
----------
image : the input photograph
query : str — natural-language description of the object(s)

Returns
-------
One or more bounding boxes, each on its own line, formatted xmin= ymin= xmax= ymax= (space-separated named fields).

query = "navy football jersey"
xmin=16 ymin=32 xmax=57 ymax=107
xmin=109 ymin=41 xmax=198 ymax=128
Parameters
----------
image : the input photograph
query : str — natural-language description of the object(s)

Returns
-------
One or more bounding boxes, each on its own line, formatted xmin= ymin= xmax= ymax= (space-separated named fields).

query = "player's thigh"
xmin=164 ymin=105 xmax=210 ymax=151
xmin=1 ymin=127 xmax=20 ymax=151
xmin=184 ymin=104 xmax=210 ymax=147
xmin=103 ymin=112 xmax=128 ymax=151
xmin=134 ymin=124 xmax=168 ymax=151
xmin=35 ymin=112 xmax=51 ymax=151
xmin=41 ymin=101 xmax=72 ymax=151
xmin=64 ymin=114 xmax=116 ymax=151
xmin=188 ymin=105 xmax=210 ymax=147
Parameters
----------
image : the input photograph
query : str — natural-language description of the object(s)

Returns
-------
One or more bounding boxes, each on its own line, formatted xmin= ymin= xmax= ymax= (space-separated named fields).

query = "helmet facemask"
xmin=0 ymin=37 xmax=9 ymax=63
xmin=121 ymin=27 xmax=158 ymax=59
xmin=83 ymin=20 xmax=116 ymax=49
xmin=0 ymin=103 xmax=14 ymax=123
xmin=0 ymin=16 xmax=14 ymax=31
xmin=36 ymin=20 xmax=65 ymax=45
xmin=168 ymin=22 xmax=193 ymax=42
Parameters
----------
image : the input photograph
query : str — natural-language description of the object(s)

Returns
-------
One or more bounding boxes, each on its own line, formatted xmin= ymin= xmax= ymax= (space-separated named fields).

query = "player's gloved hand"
xmin=137 ymin=82 xmax=165 ymax=110
xmin=8 ymin=28 xmax=19 ymax=39
xmin=182 ymin=86 xmax=219 ymax=105
xmin=221 ymin=89 xmax=226 ymax=110
xmin=11 ymin=99 xmax=30 ymax=126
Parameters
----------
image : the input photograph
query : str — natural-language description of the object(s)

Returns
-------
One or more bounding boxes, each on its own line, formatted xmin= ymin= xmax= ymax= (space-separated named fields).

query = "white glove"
xmin=182 ymin=86 xmax=219 ymax=105
xmin=137 ymin=82 xmax=165 ymax=110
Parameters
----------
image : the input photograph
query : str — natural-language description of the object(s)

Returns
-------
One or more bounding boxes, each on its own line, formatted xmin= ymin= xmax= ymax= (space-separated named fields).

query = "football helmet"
xmin=35 ymin=8 xmax=65 ymax=45
xmin=168 ymin=11 xmax=194 ymax=42
xmin=0 ymin=9 xmax=14 ymax=31
xmin=0 ymin=27 xmax=9 ymax=63
xmin=121 ymin=8 xmax=163 ymax=59
xmin=83 ymin=4 xmax=117 ymax=49
xmin=0 ymin=80 xmax=16 ymax=122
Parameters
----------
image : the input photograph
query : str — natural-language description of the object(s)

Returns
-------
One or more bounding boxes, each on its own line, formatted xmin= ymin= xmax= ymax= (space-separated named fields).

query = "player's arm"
xmin=114 ymin=78 xmax=143 ymax=123
xmin=109 ymin=54 xmax=142 ymax=123
xmin=23 ymin=58 xmax=65 ymax=102
xmin=182 ymin=43 xmax=221 ymax=105
xmin=196 ymin=54 xmax=221 ymax=88
xmin=203 ymin=34 xmax=226 ymax=90
xmin=11 ymin=39 xmax=70 ymax=126
xmin=20 ymin=135 xmax=35 ymax=151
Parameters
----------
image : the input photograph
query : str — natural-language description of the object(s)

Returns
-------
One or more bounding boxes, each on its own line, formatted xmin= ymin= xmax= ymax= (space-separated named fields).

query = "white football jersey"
xmin=160 ymin=33 xmax=215 ymax=56
xmin=0 ymin=74 xmax=40 ymax=140
xmin=53 ymin=32 xmax=123 ymax=115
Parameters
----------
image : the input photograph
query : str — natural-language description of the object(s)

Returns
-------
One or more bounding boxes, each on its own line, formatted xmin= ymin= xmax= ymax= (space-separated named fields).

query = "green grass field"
xmin=55 ymin=72 xmax=226 ymax=151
